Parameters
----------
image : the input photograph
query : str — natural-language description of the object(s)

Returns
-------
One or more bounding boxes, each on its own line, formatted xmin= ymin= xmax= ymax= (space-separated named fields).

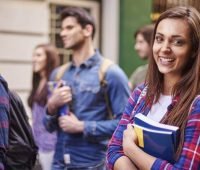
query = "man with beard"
xmin=44 ymin=6 xmax=130 ymax=170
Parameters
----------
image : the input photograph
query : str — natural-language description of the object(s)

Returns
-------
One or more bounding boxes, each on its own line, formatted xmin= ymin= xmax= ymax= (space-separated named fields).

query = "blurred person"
xmin=107 ymin=6 xmax=200 ymax=170
xmin=129 ymin=24 xmax=154 ymax=90
xmin=43 ymin=6 xmax=130 ymax=170
xmin=28 ymin=43 xmax=60 ymax=170
xmin=0 ymin=75 xmax=10 ymax=170
xmin=0 ymin=74 xmax=38 ymax=170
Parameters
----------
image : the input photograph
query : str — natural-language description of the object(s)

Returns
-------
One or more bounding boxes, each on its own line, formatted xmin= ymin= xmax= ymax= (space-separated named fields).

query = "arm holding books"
xmin=151 ymin=96 xmax=200 ymax=169
xmin=122 ymin=124 xmax=156 ymax=170
xmin=114 ymin=156 xmax=137 ymax=170
xmin=107 ymin=85 xmax=158 ymax=170
xmin=123 ymin=107 xmax=200 ymax=170
xmin=107 ymin=94 xmax=200 ymax=170
xmin=106 ymin=85 xmax=144 ymax=170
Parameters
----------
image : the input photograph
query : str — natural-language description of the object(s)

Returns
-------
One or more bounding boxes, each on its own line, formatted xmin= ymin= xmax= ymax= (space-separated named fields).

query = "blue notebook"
xmin=133 ymin=113 xmax=180 ymax=162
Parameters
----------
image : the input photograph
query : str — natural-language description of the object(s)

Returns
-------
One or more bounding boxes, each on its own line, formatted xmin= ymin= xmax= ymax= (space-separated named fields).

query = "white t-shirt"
xmin=147 ymin=94 xmax=172 ymax=122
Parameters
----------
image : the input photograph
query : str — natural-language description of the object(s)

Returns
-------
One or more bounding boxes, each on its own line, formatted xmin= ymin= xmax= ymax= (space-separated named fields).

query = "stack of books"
xmin=133 ymin=113 xmax=180 ymax=162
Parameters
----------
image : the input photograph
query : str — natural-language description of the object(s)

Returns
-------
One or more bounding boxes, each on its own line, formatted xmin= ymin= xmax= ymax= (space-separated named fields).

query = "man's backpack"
xmin=5 ymin=91 xmax=38 ymax=170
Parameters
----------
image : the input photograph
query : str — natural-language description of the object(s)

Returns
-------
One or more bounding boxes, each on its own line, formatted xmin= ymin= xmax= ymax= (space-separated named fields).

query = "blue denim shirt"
xmin=44 ymin=50 xmax=130 ymax=169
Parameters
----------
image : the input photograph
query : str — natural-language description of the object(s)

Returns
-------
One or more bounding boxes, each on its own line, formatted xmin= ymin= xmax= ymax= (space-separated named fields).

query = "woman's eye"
xmin=155 ymin=36 xmax=163 ymax=43
xmin=172 ymin=39 xmax=184 ymax=46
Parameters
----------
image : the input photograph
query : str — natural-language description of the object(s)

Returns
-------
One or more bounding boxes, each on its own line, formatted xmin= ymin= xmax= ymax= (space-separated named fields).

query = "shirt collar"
xmin=70 ymin=49 xmax=101 ymax=68
xmin=82 ymin=49 xmax=101 ymax=68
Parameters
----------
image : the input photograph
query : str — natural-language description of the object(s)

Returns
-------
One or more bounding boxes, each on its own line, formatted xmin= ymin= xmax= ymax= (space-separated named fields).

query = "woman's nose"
xmin=160 ymin=41 xmax=171 ymax=53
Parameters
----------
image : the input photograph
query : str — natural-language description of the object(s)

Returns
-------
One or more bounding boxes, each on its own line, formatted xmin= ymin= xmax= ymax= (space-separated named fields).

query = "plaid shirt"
xmin=106 ymin=84 xmax=200 ymax=170
xmin=0 ymin=76 xmax=9 ymax=170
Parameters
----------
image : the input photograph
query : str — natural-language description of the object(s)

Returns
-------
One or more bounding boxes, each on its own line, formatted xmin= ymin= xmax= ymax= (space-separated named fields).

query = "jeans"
xmin=64 ymin=161 xmax=106 ymax=170
xmin=39 ymin=150 xmax=54 ymax=170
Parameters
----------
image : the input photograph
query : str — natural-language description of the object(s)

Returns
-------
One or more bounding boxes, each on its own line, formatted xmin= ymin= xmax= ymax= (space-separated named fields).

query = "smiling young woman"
xmin=28 ymin=43 xmax=60 ymax=170
xmin=107 ymin=6 xmax=200 ymax=170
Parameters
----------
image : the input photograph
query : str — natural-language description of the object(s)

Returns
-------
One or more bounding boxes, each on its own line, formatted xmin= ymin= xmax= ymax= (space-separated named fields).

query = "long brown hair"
xmin=145 ymin=6 xmax=200 ymax=159
xmin=28 ymin=43 xmax=60 ymax=108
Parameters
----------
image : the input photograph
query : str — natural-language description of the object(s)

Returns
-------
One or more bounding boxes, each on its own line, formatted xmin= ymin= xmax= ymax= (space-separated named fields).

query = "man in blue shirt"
xmin=44 ymin=6 xmax=130 ymax=170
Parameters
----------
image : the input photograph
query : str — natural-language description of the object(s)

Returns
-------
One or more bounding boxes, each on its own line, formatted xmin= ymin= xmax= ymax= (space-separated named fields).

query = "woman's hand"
xmin=114 ymin=124 xmax=139 ymax=170
xmin=123 ymin=124 xmax=138 ymax=158
xmin=122 ymin=123 xmax=156 ymax=170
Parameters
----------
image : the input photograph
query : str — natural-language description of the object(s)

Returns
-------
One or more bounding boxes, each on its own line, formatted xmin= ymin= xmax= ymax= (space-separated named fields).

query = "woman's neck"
xmin=37 ymin=77 xmax=47 ymax=94
xmin=163 ymin=75 xmax=180 ymax=95
xmin=162 ymin=86 xmax=172 ymax=95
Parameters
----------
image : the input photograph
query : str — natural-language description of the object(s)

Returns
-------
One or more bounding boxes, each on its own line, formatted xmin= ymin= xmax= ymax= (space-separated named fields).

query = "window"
xmin=50 ymin=4 xmax=70 ymax=64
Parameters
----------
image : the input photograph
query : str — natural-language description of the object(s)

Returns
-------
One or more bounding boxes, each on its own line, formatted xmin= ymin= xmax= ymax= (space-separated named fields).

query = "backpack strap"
xmin=98 ymin=58 xmax=114 ymax=119
xmin=54 ymin=62 xmax=71 ymax=81
xmin=99 ymin=58 xmax=114 ymax=85
xmin=54 ymin=58 xmax=114 ymax=119
xmin=55 ymin=59 xmax=112 ymax=83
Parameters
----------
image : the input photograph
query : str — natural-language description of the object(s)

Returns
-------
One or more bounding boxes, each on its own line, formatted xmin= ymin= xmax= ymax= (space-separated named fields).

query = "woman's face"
xmin=134 ymin=33 xmax=150 ymax=60
xmin=153 ymin=18 xmax=192 ymax=80
xmin=32 ymin=47 xmax=47 ymax=74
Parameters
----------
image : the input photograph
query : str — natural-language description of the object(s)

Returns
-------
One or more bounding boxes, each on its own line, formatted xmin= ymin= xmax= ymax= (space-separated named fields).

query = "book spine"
xmin=134 ymin=126 xmax=144 ymax=147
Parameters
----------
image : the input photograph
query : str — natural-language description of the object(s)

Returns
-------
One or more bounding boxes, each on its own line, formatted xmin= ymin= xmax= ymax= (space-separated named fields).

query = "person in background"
xmin=129 ymin=24 xmax=154 ymax=90
xmin=107 ymin=6 xmax=200 ymax=170
xmin=0 ymin=76 xmax=9 ymax=170
xmin=28 ymin=43 xmax=60 ymax=170
xmin=43 ymin=6 xmax=130 ymax=170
